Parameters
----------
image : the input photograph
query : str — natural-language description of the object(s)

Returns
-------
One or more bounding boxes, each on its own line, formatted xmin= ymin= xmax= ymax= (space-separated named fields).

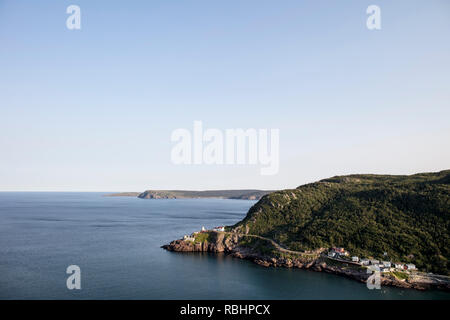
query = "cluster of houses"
xmin=183 ymin=225 xmax=225 ymax=241
xmin=327 ymin=247 xmax=417 ymax=273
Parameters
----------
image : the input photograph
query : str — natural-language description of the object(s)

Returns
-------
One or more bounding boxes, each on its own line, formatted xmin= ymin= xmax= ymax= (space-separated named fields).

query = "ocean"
xmin=0 ymin=192 xmax=448 ymax=300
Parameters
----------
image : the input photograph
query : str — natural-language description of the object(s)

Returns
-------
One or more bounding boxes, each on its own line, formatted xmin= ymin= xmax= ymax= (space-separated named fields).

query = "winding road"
xmin=220 ymin=231 xmax=320 ymax=257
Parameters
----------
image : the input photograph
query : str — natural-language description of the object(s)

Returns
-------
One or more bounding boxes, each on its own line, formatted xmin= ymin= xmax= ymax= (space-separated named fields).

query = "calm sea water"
xmin=0 ymin=192 xmax=448 ymax=300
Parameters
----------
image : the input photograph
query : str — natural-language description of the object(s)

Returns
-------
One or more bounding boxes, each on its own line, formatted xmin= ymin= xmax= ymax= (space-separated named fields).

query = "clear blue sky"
xmin=1 ymin=0 xmax=449 ymax=191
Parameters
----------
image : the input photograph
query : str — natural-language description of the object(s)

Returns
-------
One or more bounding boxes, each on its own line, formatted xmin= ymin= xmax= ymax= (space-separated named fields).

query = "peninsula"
xmin=162 ymin=170 xmax=450 ymax=291
xmin=106 ymin=190 xmax=272 ymax=200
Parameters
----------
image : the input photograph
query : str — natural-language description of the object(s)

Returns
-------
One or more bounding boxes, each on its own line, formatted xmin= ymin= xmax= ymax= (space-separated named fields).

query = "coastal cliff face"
xmin=163 ymin=233 xmax=314 ymax=268
xmin=162 ymin=232 xmax=240 ymax=253
xmin=162 ymin=232 xmax=315 ymax=269
xmin=162 ymin=232 xmax=450 ymax=292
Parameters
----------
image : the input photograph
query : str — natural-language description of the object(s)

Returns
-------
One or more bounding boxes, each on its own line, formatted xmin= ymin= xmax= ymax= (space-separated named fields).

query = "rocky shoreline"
xmin=162 ymin=232 xmax=450 ymax=292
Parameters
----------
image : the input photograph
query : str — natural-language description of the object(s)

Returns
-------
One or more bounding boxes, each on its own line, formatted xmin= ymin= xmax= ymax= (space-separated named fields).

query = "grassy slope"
xmin=232 ymin=170 xmax=450 ymax=275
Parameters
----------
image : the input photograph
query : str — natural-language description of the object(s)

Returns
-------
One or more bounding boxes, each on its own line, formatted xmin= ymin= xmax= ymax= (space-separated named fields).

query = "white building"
xmin=328 ymin=252 xmax=336 ymax=258
xmin=370 ymin=259 xmax=380 ymax=265
xmin=406 ymin=264 xmax=416 ymax=270
xmin=382 ymin=261 xmax=391 ymax=268
xmin=352 ymin=256 xmax=359 ymax=262
xmin=183 ymin=235 xmax=195 ymax=241
xmin=213 ymin=226 xmax=225 ymax=232
xmin=394 ymin=263 xmax=404 ymax=269
xmin=360 ymin=259 xmax=370 ymax=266
xmin=201 ymin=226 xmax=206 ymax=232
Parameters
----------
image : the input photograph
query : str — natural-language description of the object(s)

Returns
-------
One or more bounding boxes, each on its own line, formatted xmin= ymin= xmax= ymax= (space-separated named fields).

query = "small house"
xmin=394 ymin=263 xmax=403 ymax=269
xmin=352 ymin=256 xmax=359 ymax=262
xmin=406 ymin=264 xmax=416 ymax=270
xmin=370 ymin=259 xmax=380 ymax=265
xmin=360 ymin=259 xmax=370 ymax=266
xmin=213 ymin=226 xmax=225 ymax=232
xmin=382 ymin=261 xmax=391 ymax=268
xmin=328 ymin=252 xmax=336 ymax=258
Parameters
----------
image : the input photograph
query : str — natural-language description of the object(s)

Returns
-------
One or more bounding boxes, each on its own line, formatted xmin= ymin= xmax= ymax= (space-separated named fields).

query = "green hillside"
xmin=231 ymin=170 xmax=450 ymax=275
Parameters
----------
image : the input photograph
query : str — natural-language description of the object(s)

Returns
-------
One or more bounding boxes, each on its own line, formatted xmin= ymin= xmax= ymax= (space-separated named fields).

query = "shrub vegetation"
xmin=232 ymin=170 xmax=450 ymax=275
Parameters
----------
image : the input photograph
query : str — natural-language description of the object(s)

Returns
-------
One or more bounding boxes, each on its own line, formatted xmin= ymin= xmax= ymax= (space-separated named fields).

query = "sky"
xmin=0 ymin=0 xmax=449 ymax=191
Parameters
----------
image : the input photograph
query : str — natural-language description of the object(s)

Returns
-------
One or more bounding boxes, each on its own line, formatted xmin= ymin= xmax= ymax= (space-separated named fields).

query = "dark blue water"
xmin=0 ymin=192 xmax=448 ymax=300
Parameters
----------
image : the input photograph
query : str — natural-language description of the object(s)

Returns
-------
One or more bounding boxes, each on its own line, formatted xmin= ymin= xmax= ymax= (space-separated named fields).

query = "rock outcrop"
xmin=162 ymin=232 xmax=450 ymax=292
xmin=162 ymin=232 xmax=240 ymax=253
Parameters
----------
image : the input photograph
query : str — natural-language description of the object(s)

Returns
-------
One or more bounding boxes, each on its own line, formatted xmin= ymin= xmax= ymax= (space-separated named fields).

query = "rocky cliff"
xmin=162 ymin=231 xmax=450 ymax=291
xmin=162 ymin=232 xmax=240 ymax=253
xmin=162 ymin=232 xmax=317 ymax=269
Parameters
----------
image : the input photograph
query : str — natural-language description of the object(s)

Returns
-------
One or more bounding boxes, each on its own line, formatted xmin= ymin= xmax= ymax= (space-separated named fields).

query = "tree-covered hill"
xmin=231 ymin=170 xmax=450 ymax=275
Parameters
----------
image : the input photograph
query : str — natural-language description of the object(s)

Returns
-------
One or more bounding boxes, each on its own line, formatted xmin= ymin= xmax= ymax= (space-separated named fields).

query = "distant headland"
xmin=105 ymin=190 xmax=273 ymax=200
